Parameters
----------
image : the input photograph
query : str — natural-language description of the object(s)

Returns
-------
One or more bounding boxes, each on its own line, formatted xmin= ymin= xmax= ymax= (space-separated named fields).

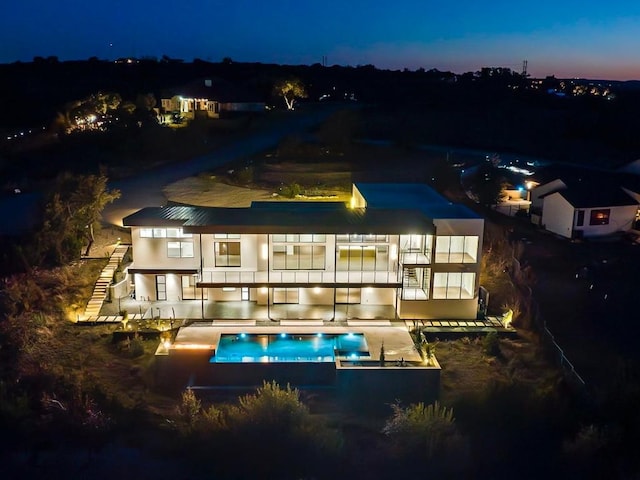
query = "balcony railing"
xmin=198 ymin=269 xmax=400 ymax=285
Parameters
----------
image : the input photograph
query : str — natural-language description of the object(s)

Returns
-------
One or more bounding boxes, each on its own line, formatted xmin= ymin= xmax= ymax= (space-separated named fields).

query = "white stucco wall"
xmin=541 ymin=193 xmax=575 ymax=238
xmin=577 ymin=204 xmax=638 ymax=237
xmin=531 ymin=179 xmax=566 ymax=210
xmin=131 ymin=227 xmax=200 ymax=270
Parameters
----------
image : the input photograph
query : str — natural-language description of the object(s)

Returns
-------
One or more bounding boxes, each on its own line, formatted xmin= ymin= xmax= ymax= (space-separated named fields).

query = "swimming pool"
xmin=212 ymin=333 xmax=370 ymax=363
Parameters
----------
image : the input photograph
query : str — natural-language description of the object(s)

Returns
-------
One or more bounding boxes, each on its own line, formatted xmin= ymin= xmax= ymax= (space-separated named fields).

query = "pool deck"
xmin=169 ymin=322 xmax=423 ymax=363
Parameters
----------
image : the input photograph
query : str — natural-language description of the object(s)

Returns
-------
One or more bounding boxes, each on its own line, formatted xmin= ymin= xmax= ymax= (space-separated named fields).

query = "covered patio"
xmin=100 ymin=297 xmax=397 ymax=323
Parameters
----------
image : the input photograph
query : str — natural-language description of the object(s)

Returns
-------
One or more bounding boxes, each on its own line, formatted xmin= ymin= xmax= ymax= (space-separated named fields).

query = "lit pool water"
xmin=212 ymin=333 xmax=369 ymax=363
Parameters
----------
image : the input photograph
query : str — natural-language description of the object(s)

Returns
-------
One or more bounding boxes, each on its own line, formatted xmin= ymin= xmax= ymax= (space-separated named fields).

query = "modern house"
xmin=530 ymin=174 xmax=639 ymax=239
xmin=122 ymin=183 xmax=484 ymax=320
xmin=159 ymin=78 xmax=265 ymax=122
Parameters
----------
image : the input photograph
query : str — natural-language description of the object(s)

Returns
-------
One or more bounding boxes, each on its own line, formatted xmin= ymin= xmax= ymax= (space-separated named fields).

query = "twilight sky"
xmin=3 ymin=0 xmax=640 ymax=80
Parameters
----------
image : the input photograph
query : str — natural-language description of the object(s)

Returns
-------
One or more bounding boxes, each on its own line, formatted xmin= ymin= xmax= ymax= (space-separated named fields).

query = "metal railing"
xmin=510 ymin=255 xmax=587 ymax=396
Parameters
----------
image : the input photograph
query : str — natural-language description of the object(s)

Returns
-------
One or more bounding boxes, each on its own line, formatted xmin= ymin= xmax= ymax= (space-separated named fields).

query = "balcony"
xmin=197 ymin=269 xmax=400 ymax=286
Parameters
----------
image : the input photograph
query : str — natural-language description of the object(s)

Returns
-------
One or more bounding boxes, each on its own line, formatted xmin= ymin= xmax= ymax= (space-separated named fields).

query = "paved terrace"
xmin=166 ymin=322 xmax=423 ymax=363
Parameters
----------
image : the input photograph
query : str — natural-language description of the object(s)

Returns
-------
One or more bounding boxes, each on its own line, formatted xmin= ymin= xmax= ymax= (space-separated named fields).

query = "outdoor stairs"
xmin=81 ymin=244 xmax=129 ymax=320
xmin=403 ymin=267 xmax=418 ymax=287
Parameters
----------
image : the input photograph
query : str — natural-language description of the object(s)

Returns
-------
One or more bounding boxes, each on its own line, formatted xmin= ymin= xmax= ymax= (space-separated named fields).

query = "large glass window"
xmin=168 ymin=241 xmax=194 ymax=258
xmin=214 ymin=233 xmax=241 ymax=239
xmin=166 ymin=228 xmax=192 ymax=238
xmin=181 ymin=275 xmax=200 ymax=300
xmin=401 ymin=267 xmax=430 ymax=300
xmin=399 ymin=234 xmax=433 ymax=264
xmin=336 ymin=288 xmax=361 ymax=304
xmin=273 ymin=288 xmax=299 ymax=303
xmin=272 ymin=245 xmax=325 ymax=270
xmin=435 ymin=236 xmax=478 ymax=263
xmin=215 ymin=242 xmax=241 ymax=267
xmin=336 ymin=245 xmax=389 ymax=271
xmin=272 ymin=234 xmax=325 ymax=243
xmin=141 ymin=228 xmax=177 ymax=238
xmin=336 ymin=234 xmax=388 ymax=243
xmin=399 ymin=234 xmax=427 ymax=252
xmin=432 ymin=272 xmax=475 ymax=299
xmin=589 ymin=209 xmax=610 ymax=226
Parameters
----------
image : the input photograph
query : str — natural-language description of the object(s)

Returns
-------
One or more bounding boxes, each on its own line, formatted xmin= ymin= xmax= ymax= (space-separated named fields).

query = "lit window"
xmin=432 ymin=272 xmax=475 ymax=299
xmin=273 ymin=245 xmax=326 ymax=270
xmin=215 ymin=242 xmax=241 ymax=267
xmin=140 ymin=228 xmax=153 ymax=238
xmin=166 ymin=228 xmax=192 ymax=238
xmin=168 ymin=241 xmax=194 ymax=258
xmin=589 ymin=209 xmax=610 ymax=226
xmin=435 ymin=236 xmax=478 ymax=263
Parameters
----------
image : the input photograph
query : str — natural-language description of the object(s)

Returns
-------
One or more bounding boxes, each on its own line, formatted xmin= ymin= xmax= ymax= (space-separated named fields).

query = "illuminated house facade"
xmin=123 ymin=183 xmax=484 ymax=320
xmin=531 ymin=178 xmax=639 ymax=239
xmin=160 ymin=78 xmax=265 ymax=122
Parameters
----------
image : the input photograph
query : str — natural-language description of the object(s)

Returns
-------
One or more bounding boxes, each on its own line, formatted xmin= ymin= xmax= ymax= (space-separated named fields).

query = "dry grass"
xmin=163 ymin=176 xmax=275 ymax=207
xmin=436 ymin=336 xmax=561 ymax=407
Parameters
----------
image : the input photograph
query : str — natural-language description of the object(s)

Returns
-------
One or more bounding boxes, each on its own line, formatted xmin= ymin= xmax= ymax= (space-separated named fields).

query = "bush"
xmin=173 ymin=381 xmax=342 ymax=479
xmin=177 ymin=388 xmax=201 ymax=430
xmin=483 ymin=331 xmax=500 ymax=357
xmin=129 ymin=334 xmax=145 ymax=358
xmin=280 ymin=182 xmax=302 ymax=198
xmin=382 ymin=401 xmax=468 ymax=472
xmin=232 ymin=165 xmax=254 ymax=185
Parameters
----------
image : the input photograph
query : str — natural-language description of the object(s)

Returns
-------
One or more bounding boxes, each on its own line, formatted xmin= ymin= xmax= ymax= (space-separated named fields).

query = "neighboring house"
xmin=159 ymin=78 xmax=265 ymax=123
xmin=494 ymin=185 xmax=533 ymax=217
xmin=534 ymin=181 xmax=638 ymax=239
xmin=122 ymin=183 xmax=484 ymax=320
xmin=529 ymin=178 xmax=567 ymax=224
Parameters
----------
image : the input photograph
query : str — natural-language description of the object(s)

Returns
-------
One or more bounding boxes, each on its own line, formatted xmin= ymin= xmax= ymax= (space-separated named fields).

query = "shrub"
xmin=129 ymin=334 xmax=145 ymax=358
xmin=483 ymin=331 xmax=500 ymax=357
xmin=382 ymin=401 xmax=466 ymax=463
xmin=177 ymin=388 xmax=201 ymax=430
xmin=173 ymin=381 xmax=342 ymax=479
xmin=232 ymin=165 xmax=254 ymax=185
xmin=280 ymin=182 xmax=302 ymax=198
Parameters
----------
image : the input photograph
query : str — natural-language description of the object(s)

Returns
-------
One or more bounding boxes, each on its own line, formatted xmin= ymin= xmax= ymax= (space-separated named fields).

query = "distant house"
xmin=159 ymin=78 xmax=265 ymax=123
xmin=531 ymin=178 xmax=639 ymax=239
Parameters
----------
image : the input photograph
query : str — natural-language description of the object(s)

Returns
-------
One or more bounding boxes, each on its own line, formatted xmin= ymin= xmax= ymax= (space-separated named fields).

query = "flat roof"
xmin=123 ymin=203 xmax=435 ymax=234
xmin=354 ymin=183 xmax=481 ymax=219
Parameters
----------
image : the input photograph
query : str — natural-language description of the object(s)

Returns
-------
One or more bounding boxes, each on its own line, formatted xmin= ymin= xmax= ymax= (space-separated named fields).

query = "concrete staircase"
xmin=82 ymin=244 xmax=129 ymax=319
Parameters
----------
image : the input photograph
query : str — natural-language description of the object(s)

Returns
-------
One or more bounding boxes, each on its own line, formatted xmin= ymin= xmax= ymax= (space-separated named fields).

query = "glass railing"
xmin=198 ymin=270 xmax=400 ymax=284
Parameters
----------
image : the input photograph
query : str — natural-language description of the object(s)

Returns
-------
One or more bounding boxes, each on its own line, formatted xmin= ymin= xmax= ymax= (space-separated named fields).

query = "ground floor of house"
xmin=126 ymin=272 xmax=480 ymax=320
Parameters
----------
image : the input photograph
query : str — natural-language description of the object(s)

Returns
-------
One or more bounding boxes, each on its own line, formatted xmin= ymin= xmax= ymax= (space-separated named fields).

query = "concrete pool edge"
xmin=154 ymin=323 xmax=440 ymax=408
